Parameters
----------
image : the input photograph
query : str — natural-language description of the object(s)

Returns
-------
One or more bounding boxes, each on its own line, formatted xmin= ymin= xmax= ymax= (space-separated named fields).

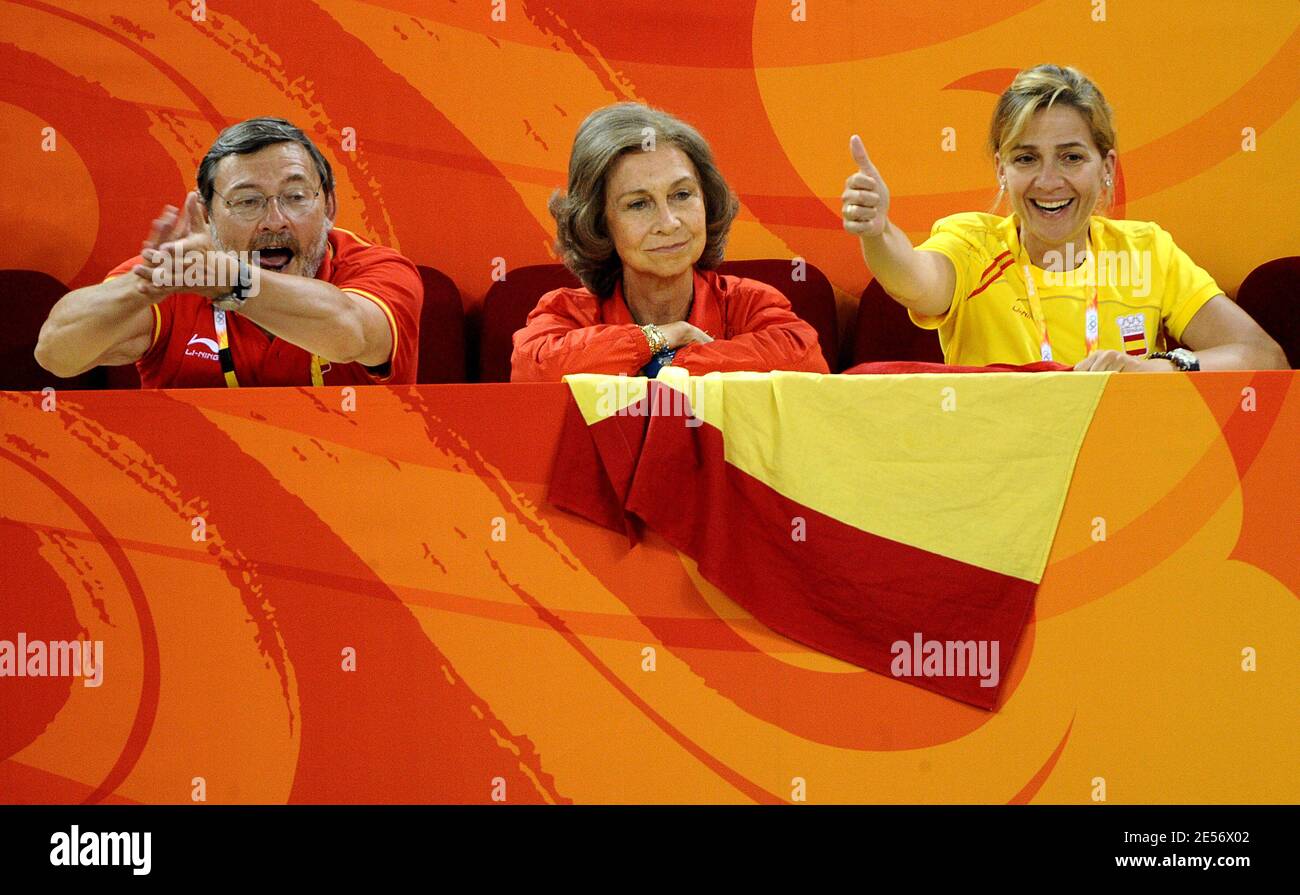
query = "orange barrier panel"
xmin=1 ymin=372 xmax=1296 ymax=804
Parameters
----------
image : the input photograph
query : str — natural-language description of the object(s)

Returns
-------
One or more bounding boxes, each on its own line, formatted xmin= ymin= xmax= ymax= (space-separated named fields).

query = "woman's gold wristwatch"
xmin=641 ymin=324 xmax=668 ymax=355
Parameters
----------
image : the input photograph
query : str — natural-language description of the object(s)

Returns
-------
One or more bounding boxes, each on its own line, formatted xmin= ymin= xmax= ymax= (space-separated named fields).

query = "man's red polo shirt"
xmin=104 ymin=228 xmax=422 ymax=387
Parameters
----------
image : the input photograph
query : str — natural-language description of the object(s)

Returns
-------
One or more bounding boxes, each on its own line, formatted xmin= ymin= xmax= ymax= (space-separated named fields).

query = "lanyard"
xmin=1021 ymin=237 xmax=1100 ymax=362
xmin=211 ymin=307 xmax=325 ymax=388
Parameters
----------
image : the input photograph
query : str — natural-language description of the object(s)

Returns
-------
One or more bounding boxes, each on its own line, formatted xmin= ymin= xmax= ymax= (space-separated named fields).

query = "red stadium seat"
xmin=850 ymin=279 xmax=944 ymax=366
xmin=1236 ymin=257 xmax=1299 ymax=369
xmin=1 ymin=270 xmax=105 ymax=392
xmin=478 ymin=261 xmax=840 ymax=381
xmin=415 ymin=265 xmax=467 ymax=383
xmin=717 ymin=259 xmax=838 ymax=371
xmin=104 ymin=362 xmax=141 ymax=389
xmin=478 ymin=264 xmax=582 ymax=382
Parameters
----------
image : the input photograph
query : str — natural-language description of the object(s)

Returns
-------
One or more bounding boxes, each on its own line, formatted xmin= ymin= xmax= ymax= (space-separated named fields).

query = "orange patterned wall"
xmin=1 ymin=0 xmax=1297 ymax=324
xmin=2 ymin=374 xmax=1297 ymax=803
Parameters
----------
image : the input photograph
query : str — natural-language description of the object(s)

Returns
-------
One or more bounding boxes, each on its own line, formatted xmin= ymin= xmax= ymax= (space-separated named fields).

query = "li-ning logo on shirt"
xmin=185 ymin=334 xmax=220 ymax=362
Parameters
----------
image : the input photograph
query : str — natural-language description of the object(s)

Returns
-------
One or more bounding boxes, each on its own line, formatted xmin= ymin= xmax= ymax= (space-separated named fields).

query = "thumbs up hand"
xmin=841 ymin=134 xmax=890 ymax=238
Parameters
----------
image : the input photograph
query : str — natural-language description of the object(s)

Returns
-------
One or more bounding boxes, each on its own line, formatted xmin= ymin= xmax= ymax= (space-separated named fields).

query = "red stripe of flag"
xmin=615 ymin=384 xmax=1034 ymax=710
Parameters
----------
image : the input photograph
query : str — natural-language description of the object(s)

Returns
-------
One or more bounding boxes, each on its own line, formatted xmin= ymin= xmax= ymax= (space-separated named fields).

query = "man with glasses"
xmin=35 ymin=117 xmax=423 ymax=387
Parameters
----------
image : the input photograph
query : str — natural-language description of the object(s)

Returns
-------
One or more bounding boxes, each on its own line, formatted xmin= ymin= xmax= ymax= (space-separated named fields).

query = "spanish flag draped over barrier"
xmin=550 ymin=368 xmax=1109 ymax=710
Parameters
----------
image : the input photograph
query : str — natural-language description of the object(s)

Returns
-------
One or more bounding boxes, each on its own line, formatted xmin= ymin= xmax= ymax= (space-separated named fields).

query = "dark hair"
xmin=196 ymin=117 xmax=335 ymax=203
xmin=549 ymin=102 xmax=740 ymax=298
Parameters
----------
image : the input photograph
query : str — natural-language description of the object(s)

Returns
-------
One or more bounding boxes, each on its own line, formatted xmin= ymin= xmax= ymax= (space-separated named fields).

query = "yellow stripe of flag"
xmin=586 ymin=369 xmax=1108 ymax=583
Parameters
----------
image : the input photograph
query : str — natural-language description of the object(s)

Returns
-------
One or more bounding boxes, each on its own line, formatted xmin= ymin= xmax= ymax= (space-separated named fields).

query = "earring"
xmin=1105 ymin=177 xmax=1112 ymax=188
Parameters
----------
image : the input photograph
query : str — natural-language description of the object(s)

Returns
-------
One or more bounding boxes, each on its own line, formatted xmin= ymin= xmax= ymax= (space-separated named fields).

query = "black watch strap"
xmin=214 ymin=259 xmax=253 ymax=310
xmin=1147 ymin=349 xmax=1200 ymax=372
xmin=230 ymin=259 xmax=253 ymax=302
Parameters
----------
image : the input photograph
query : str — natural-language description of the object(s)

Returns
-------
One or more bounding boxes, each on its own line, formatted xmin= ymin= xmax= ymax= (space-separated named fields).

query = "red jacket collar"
xmin=607 ymin=267 xmax=713 ymax=329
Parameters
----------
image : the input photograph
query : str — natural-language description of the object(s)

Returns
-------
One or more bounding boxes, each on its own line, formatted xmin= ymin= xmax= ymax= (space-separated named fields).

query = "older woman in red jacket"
xmin=511 ymin=103 xmax=828 ymax=381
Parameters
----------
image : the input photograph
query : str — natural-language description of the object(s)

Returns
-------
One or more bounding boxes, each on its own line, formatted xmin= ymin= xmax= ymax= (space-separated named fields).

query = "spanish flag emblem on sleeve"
xmin=551 ymin=368 xmax=1108 ymax=709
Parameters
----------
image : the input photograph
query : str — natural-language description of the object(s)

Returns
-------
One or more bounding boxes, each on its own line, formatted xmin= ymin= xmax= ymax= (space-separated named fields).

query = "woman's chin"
xmin=1021 ymin=212 xmax=1089 ymax=251
xmin=626 ymin=256 xmax=696 ymax=281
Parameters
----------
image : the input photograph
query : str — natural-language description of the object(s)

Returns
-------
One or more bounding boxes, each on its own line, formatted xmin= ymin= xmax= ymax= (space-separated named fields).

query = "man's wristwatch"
xmin=641 ymin=324 xmax=668 ymax=355
xmin=1147 ymin=348 xmax=1200 ymax=371
xmin=212 ymin=259 xmax=253 ymax=312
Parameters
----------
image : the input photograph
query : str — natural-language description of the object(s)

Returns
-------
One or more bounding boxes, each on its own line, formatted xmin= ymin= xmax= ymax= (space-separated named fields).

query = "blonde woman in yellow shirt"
xmin=841 ymin=64 xmax=1287 ymax=372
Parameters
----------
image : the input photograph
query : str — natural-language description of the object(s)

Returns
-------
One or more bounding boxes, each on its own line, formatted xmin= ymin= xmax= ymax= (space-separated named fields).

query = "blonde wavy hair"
xmin=989 ymin=64 xmax=1117 ymax=213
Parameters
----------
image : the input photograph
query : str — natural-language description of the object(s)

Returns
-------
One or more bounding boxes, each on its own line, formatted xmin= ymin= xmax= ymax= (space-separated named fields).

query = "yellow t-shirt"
xmin=910 ymin=213 xmax=1223 ymax=366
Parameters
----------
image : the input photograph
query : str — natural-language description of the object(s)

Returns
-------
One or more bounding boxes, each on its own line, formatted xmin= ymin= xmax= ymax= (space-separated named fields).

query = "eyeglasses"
xmin=211 ymin=185 xmax=322 ymax=221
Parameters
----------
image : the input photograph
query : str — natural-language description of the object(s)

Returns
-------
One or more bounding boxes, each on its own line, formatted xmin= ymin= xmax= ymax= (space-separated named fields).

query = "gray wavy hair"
xmin=549 ymin=102 xmax=740 ymax=298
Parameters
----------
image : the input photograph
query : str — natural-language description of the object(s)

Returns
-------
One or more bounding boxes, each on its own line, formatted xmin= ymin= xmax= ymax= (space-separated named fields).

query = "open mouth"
xmin=1029 ymin=198 xmax=1075 ymax=217
xmin=254 ymin=247 xmax=296 ymax=272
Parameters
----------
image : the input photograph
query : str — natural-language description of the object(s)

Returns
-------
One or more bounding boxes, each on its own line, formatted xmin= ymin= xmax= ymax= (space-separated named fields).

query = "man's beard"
xmin=298 ymin=222 xmax=331 ymax=278
xmin=210 ymin=220 xmax=332 ymax=278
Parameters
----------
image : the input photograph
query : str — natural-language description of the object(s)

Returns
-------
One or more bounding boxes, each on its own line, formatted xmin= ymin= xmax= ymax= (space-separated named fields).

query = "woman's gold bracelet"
xmin=641 ymin=324 xmax=668 ymax=355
